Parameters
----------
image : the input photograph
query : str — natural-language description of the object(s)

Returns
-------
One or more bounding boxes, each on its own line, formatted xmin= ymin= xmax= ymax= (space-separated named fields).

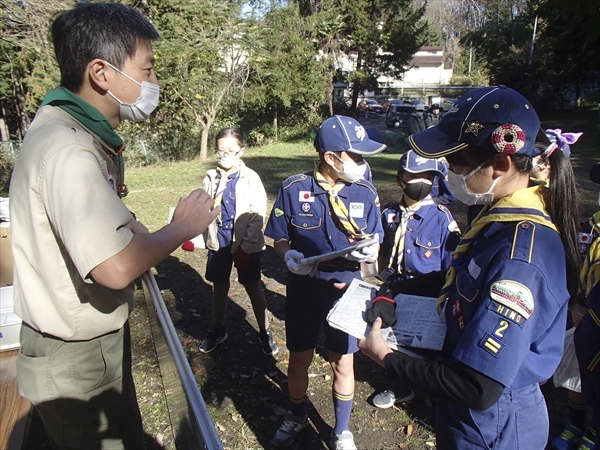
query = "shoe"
xmin=198 ymin=328 xmax=228 ymax=353
xmin=576 ymin=436 xmax=595 ymax=450
xmin=271 ymin=411 xmax=308 ymax=448
xmin=330 ymin=430 xmax=357 ymax=450
xmin=372 ymin=388 xmax=415 ymax=409
xmin=258 ymin=329 xmax=279 ymax=355
xmin=551 ymin=423 xmax=584 ymax=450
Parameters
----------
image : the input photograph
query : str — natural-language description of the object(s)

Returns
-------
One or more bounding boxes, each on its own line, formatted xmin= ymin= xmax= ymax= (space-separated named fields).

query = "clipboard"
xmin=298 ymin=237 xmax=378 ymax=265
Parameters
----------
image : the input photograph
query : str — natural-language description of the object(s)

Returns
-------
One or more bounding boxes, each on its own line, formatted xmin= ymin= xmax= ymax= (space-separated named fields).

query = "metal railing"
xmin=142 ymin=270 xmax=222 ymax=450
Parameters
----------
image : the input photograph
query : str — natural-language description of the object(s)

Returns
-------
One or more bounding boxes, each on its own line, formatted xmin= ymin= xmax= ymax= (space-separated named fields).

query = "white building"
xmin=333 ymin=46 xmax=453 ymax=100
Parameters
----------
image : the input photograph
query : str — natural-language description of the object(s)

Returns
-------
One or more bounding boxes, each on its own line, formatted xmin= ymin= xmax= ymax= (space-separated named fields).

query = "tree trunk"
xmin=0 ymin=100 xmax=10 ymax=141
xmin=273 ymin=112 xmax=278 ymax=142
xmin=13 ymin=79 xmax=30 ymax=139
xmin=327 ymin=80 xmax=334 ymax=117
xmin=199 ymin=116 xmax=213 ymax=161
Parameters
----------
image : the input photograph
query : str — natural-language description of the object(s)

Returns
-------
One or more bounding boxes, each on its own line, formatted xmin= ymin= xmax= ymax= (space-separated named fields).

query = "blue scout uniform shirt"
xmin=380 ymin=196 xmax=459 ymax=277
xmin=215 ymin=171 xmax=239 ymax=248
xmin=442 ymin=220 xmax=569 ymax=390
xmin=265 ymin=171 xmax=384 ymax=284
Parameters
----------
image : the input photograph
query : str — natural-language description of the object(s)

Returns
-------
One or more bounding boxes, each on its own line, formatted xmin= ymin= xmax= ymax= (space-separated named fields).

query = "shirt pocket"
xmin=412 ymin=236 xmax=442 ymax=271
xmin=290 ymin=216 xmax=322 ymax=230
xmin=455 ymin=266 xmax=480 ymax=303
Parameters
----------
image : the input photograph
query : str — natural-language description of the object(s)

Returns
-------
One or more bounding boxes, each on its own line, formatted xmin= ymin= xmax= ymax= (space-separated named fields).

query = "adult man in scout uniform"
xmin=10 ymin=3 xmax=219 ymax=448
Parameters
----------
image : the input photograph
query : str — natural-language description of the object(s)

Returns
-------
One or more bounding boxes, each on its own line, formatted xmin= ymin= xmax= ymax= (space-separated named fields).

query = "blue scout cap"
xmin=407 ymin=85 xmax=542 ymax=159
xmin=398 ymin=150 xmax=444 ymax=178
xmin=315 ymin=115 xmax=386 ymax=155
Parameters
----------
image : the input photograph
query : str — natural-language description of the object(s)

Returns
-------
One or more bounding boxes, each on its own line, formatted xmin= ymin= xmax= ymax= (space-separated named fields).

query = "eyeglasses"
xmin=216 ymin=148 xmax=241 ymax=157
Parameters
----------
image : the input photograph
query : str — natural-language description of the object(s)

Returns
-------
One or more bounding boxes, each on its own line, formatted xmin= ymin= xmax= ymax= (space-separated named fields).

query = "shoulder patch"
xmin=274 ymin=208 xmax=284 ymax=218
xmin=490 ymin=280 xmax=534 ymax=319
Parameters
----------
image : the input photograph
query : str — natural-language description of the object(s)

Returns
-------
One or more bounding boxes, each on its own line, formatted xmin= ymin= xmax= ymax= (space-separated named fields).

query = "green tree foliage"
xmin=239 ymin=3 xmax=329 ymax=143
xmin=463 ymin=0 xmax=536 ymax=93
xmin=149 ymin=0 xmax=254 ymax=160
xmin=293 ymin=0 xmax=428 ymax=111
xmin=0 ymin=0 xmax=65 ymax=140
xmin=534 ymin=0 xmax=600 ymax=106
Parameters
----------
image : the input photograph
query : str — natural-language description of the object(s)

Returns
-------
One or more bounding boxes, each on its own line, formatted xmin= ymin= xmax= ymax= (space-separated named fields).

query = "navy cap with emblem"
xmin=407 ymin=85 xmax=542 ymax=159
xmin=398 ymin=150 xmax=444 ymax=178
xmin=315 ymin=115 xmax=386 ymax=156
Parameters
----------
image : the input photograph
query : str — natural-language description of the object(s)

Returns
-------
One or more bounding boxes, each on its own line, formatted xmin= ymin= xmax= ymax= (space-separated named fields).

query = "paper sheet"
xmin=326 ymin=278 xmax=446 ymax=352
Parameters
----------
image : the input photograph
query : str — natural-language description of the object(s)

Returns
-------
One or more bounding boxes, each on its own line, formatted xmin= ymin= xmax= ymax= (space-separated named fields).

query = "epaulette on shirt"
xmin=281 ymin=172 xmax=311 ymax=190
xmin=381 ymin=202 xmax=396 ymax=215
xmin=355 ymin=178 xmax=378 ymax=197
xmin=510 ymin=221 xmax=536 ymax=264
xmin=437 ymin=204 xmax=461 ymax=234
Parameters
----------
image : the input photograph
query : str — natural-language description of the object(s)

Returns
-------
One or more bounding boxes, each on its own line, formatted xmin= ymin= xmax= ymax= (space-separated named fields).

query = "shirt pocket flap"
xmin=291 ymin=216 xmax=322 ymax=230
xmin=455 ymin=269 xmax=479 ymax=303
xmin=414 ymin=236 xmax=441 ymax=249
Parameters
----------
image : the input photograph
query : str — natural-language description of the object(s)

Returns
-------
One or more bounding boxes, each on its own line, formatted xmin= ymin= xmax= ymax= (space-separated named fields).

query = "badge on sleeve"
xmin=489 ymin=280 xmax=534 ymax=319
xmin=299 ymin=191 xmax=314 ymax=202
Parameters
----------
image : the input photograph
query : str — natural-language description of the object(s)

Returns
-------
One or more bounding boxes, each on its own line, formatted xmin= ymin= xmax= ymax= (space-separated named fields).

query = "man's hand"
xmin=358 ymin=317 xmax=393 ymax=367
xmin=234 ymin=247 xmax=250 ymax=269
xmin=172 ymin=189 xmax=221 ymax=241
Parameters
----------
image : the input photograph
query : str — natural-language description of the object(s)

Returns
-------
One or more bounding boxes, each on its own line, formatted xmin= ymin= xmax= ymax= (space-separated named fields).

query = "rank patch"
xmin=479 ymin=333 xmax=505 ymax=357
xmin=424 ymin=249 xmax=432 ymax=259
xmin=274 ymin=208 xmax=284 ymax=217
xmin=489 ymin=280 xmax=533 ymax=319
xmin=299 ymin=191 xmax=314 ymax=202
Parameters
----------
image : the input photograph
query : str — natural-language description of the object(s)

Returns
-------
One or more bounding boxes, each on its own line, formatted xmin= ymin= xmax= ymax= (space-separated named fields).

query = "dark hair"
xmin=447 ymin=146 xmax=580 ymax=299
xmin=51 ymin=2 xmax=159 ymax=92
xmin=215 ymin=128 xmax=244 ymax=148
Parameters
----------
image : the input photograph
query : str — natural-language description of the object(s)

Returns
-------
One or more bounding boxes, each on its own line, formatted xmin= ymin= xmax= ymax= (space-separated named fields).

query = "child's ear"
xmin=238 ymin=147 xmax=246 ymax=158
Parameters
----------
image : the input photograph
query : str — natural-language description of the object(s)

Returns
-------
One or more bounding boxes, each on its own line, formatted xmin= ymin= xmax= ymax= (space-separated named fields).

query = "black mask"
xmin=402 ymin=179 xmax=432 ymax=201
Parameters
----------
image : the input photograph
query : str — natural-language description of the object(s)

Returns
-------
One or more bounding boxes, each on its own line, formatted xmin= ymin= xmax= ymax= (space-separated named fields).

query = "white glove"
xmin=284 ymin=250 xmax=319 ymax=277
xmin=344 ymin=235 xmax=379 ymax=263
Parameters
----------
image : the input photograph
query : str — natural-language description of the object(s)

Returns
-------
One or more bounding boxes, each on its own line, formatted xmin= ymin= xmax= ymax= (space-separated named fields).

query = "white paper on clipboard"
xmin=168 ymin=206 xmax=207 ymax=249
xmin=298 ymin=237 xmax=378 ymax=265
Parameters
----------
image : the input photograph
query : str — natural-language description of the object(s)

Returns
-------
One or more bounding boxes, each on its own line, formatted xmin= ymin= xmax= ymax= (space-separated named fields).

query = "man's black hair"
xmin=51 ymin=2 xmax=159 ymax=92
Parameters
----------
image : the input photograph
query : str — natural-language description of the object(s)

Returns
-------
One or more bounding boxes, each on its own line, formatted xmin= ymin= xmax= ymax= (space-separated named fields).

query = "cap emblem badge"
xmin=464 ymin=120 xmax=485 ymax=136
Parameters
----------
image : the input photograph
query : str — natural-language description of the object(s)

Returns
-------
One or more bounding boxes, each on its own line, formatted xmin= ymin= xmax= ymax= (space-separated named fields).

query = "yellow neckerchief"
xmin=581 ymin=211 xmax=600 ymax=296
xmin=313 ymin=159 xmax=370 ymax=240
xmin=437 ymin=185 xmax=557 ymax=312
xmin=214 ymin=160 xmax=243 ymax=225
xmin=387 ymin=197 xmax=432 ymax=271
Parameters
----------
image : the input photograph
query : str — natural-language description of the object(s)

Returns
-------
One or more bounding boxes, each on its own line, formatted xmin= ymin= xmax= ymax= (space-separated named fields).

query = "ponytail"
xmin=543 ymin=150 xmax=580 ymax=301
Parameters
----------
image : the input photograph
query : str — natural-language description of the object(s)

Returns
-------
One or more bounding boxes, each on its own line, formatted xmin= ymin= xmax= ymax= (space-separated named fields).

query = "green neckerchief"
xmin=40 ymin=87 xmax=128 ymax=197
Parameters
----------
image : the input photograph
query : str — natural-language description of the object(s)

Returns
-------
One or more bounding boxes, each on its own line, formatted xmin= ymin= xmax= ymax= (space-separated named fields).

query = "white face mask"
xmin=447 ymin=163 xmax=500 ymax=206
xmin=105 ymin=61 xmax=160 ymax=122
xmin=331 ymin=153 xmax=367 ymax=183
xmin=218 ymin=156 xmax=239 ymax=170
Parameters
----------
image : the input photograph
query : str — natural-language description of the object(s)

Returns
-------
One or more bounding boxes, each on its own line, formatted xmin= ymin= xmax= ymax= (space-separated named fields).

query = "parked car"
xmin=385 ymin=103 xmax=415 ymax=128
xmin=364 ymin=100 xmax=383 ymax=114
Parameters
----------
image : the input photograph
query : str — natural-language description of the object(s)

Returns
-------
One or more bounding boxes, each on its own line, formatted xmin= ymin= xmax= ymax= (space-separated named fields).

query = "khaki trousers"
xmin=16 ymin=322 xmax=144 ymax=449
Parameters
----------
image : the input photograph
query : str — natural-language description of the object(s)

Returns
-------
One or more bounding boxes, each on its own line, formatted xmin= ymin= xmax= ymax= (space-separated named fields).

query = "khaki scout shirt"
xmin=10 ymin=106 xmax=134 ymax=341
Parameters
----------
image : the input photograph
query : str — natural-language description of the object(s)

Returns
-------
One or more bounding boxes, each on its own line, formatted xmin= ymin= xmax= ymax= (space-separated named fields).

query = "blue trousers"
xmin=435 ymin=383 xmax=548 ymax=449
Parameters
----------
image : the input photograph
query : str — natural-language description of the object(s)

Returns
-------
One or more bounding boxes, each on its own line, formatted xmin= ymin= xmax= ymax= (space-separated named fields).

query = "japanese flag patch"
xmin=489 ymin=280 xmax=534 ymax=320
xmin=299 ymin=191 xmax=314 ymax=202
